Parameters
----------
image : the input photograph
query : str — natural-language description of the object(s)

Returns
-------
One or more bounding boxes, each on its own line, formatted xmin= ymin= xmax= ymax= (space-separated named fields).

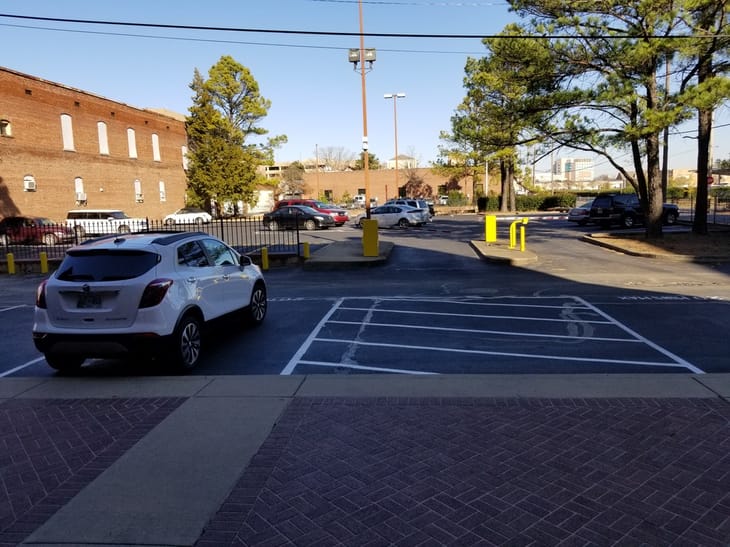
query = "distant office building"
xmin=385 ymin=155 xmax=417 ymax=170
xmin=552 ymin=157 xmax=594 ymax=183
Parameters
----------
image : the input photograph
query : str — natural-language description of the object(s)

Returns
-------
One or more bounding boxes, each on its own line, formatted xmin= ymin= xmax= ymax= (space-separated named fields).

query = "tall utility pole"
xmin=358 ymin=0 xmax=370 ymax=218
xmin=384 ymin=93 xmax=405 ymax=194
xmin=315 ymin=144 xmax=320 ymax=199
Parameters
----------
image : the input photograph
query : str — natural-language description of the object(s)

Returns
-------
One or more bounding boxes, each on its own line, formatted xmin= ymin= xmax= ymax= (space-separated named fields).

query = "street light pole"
xmin=358 ymin=0 xmax=371 ymax=218
xmin=384 ymin=93 xmax=405 ymax=196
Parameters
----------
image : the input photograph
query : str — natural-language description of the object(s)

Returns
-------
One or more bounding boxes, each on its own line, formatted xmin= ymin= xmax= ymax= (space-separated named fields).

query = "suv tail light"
xmin=36 ymin=280 xmax=48 ymax=309
xmin=139 ymin=278 xmax=173 ymax=308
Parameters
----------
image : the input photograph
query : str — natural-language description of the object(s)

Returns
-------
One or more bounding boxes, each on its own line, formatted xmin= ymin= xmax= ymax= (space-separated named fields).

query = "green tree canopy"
xmin=185 ymin=55 xmax=286 ymax=209
xmin=354 ymin=152 xmax=381 ymax=170
xmin=508 ymin=0 xmax=730 ymax=237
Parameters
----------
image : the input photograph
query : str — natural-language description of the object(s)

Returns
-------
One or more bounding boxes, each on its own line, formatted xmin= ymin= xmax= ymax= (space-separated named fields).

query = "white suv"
xmin=66 ymin=209 xmax=149 ymax=237
xmin=33 ymin=231 xmax=267 ymax=372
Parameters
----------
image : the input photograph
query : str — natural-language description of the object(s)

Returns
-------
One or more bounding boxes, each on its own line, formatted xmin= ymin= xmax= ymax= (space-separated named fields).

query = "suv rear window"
xmin=56 ymin=250 xmax=159 ymax=281
xmin=592 ymin=196 xmax=612 ymax=208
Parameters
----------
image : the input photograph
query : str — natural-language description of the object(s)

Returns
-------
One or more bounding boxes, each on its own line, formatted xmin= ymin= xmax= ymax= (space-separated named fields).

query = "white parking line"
xmin=297 ymin=360 xmax=438 ymax=375
xmin=280 ymin=297 xmax=345 ymax=375
xmin=574 ymin=296 xmax=704 ymax=374
xmin=0 ymin=305 xmax=30 ymax=312
xmin=280 ymin=296 xmax=703 ymax=375
xmin=0 ymin=356 xmax=46 ymax=377
xmin=327 ymin=319 xmax=641 ymax=343
xmin=312 ymin=338 xmax=692 ymax=369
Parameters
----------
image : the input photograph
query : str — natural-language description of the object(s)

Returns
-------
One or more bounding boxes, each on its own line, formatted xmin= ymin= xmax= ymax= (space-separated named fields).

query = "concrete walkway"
xmin=1 ymin=374 xmax=729 ymax=546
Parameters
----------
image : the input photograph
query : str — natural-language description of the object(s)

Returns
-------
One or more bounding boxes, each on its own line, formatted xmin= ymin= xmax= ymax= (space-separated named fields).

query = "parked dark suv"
xmin=589 ymin=193 xmax=679 ymax=228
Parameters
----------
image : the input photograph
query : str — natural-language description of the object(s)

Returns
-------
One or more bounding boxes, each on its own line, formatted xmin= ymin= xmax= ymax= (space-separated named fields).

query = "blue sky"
xmin=1 ymin=0 xmax=727 ymax=177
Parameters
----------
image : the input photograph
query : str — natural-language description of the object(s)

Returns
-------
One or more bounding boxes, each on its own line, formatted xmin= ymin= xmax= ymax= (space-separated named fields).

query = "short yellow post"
xmin=302 ymin=242 xmax=310 ymax=259
xmin=509 ymin=218 xmax=529 ymax=249
xmin=6 ymin=253 xmax=15 ymax=275
xmin=519 ymin=217 xmax=529 ymax=252
xmin=485 ymin=215 xmax=497 ymax=243
xmin=261 ymin=247 xmax=269 ymax=270
xmin=509 ymin=220 xmax=518 ymax=249
xmin=361 ymin=219 xmax=379 ymax=257
xmin=40 ymin=251 xmax=49 ymax=274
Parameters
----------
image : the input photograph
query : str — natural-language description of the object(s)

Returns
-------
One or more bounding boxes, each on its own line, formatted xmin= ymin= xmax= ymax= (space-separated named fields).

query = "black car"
xmin=262 ymin=205 xmax=336 ymax=231
xmin=589 ymin=193 xmax=679 ymax=228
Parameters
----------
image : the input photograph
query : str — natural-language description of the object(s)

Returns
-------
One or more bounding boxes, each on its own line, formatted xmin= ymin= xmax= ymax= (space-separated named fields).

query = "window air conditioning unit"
xmin=75 ymin=192 xmax=87 ymax=203
xmin=23 ymin=176 xmax=37 ymax=191
xmin=135 ymin=193 xmax=144 ymax=203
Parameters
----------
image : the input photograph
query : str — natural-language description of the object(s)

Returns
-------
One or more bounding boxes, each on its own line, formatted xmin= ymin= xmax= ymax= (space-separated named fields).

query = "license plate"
xmin=77 ymin=293 xmax=102 ymax=309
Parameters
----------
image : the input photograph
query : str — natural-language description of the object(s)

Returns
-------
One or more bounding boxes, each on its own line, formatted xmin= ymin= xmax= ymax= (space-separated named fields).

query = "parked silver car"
xmin=355 ymin=205 xmax=426 ymax=228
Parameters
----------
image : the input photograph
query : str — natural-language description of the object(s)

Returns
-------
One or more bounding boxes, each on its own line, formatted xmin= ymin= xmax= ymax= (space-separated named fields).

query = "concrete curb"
xmin=469 ymin=240 xmax=538 ymax=265
xmin=302 ymin=240 xmax=395 ymax=270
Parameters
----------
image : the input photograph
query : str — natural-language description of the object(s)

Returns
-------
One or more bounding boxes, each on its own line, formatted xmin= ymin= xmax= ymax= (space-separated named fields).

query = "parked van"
xmin=66 ymin=209 xmax=148 ymax=237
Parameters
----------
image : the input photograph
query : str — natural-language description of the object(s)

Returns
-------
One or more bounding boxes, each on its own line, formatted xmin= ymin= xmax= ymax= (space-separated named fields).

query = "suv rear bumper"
xmin=33 ymin=331 xmax=173 ymax=359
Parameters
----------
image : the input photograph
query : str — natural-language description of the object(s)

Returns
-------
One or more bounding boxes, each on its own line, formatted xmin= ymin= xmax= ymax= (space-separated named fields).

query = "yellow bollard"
xmin=40 ymin=251 xmax=49 ymax=274
xmin=361 ymin=219 xmax=379 ymax=257
xmin=509 ymin=218 xmax=529 ymax=250
xmin=261 ymin=247 xmax=269 ymax=271
xmin=302 ymin=242 xmax=310 ymax=259
xmin=6 ymin=253 xmax=15 ymax=275
xmin=520 ymin=217 xmax=529 ymax=252
xmin=485 ymin=215 xmax=497 ymax=243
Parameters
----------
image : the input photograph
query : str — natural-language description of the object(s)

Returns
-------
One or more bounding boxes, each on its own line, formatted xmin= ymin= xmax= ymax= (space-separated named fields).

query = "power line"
xmin=0 ymin=22 xmax=484 ymax=56
xmin=309 ymin=0 xmax=509 ymax=5
xmin=0 ymin=13 xmax=722 ymax=40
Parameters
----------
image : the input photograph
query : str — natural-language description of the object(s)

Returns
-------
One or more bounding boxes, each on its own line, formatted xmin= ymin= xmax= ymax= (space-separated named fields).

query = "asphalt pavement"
xmin=2 ymin=237 xmax=730 ymax=546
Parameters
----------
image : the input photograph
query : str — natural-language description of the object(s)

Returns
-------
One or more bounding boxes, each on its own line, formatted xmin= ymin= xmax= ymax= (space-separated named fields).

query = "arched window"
xmin=61 ymin=114 xmax=75 ymax=151
xmin=134 ymin=179 xmax=143 ymax=202
xmin=152 ymin=133 xmax=161 ymax=162
xmin=0 ymin=119 xmax=11 ymax=137
xmin=127 ymin=128 xmax=137 ymax=158
xmin=97 ymin=122 xmax=109 ymax=155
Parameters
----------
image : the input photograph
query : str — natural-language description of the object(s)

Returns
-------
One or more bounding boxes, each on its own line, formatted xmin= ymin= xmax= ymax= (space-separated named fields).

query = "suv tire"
xmin=622 ymin=214 xmax=636 ymax=228
xmin=172 ymin=314 xmax=202 ymax=371
xmin=245 ymin=282 xmax=267 ymax=326
xmin=665 ymin=211 xmax=678 ymax=225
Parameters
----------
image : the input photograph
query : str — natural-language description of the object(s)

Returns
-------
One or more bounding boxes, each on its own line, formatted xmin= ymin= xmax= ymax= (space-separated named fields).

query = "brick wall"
xmin=0 ymin=67 xmax=188 ymax=222
xmin=300 ymin=168 xmax=485 ymax=204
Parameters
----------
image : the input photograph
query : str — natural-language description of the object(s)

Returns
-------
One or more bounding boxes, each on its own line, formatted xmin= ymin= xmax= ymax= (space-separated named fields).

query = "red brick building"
xmin=0 ymin=67 xmax=188 ymax=222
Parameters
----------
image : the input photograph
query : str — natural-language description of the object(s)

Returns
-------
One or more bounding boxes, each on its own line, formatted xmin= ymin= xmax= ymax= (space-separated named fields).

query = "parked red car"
xmin=273 ymin=199 xmax=349 ymax=226
xmin=0 ymin=216 xmax=75 ymax=245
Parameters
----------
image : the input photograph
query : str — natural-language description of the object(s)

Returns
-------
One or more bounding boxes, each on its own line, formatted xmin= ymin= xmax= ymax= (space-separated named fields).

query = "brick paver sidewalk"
xmin=198 ymin=398 xmax=730 ymax=547
xmin=0 ymin=397 xmax=185 ymax=547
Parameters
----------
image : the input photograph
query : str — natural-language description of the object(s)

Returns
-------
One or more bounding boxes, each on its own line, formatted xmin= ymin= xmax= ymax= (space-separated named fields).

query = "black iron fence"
xmin=1 ymin=216 xmax=305 ymax=264
xmin=674 ymin=196 xmax=730 ymax=226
